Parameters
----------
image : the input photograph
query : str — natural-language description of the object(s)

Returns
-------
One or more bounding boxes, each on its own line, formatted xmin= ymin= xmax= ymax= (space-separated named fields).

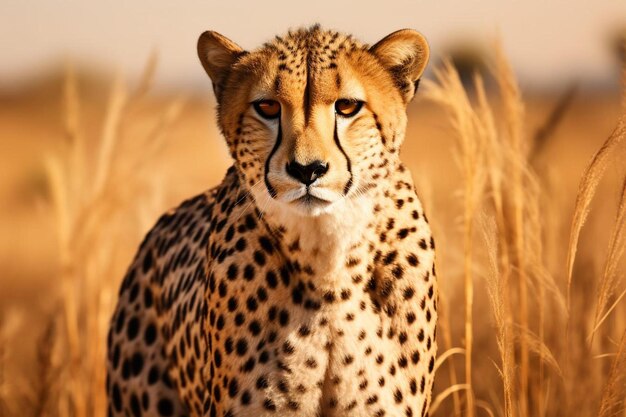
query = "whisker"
xmin=233 ymin=178 xmax=264 ymax=223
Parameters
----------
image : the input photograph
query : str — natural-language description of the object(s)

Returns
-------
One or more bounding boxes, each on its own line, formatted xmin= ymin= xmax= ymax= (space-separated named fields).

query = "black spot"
xmin=235 ymin=238 xmax=247 ymax=251
xmin=249 ymin=320 xmax=262 ymax=336
xmin=131 ymin=352 xmax=144 ymax=375
xmin=130 ymin=393 xmax=142 ymax=417
xmin=147 ymin=366 xmax=159 ymax=384
xmin=246 ymin=296 xmax=258 ymax=312
xmin=142 ymin=251 xmax=153 ymax=273
xmin=392 ymin=265 xmax=404 ymax=279
xmin=254 ymin=251 xmax=266 ymax=266
xmin=227 ymin=264 xmax=238 ymax=280
xmin=115 ymin=309 xmax=126 ymax=334
xmin=214 ymin=349 xmax=222 ymax=368
xmin=283 ymin=341 xmax=295 ymax=355
xmin=383 ymin=251 xmax=398 ymax=265
xmin=418 ymin=329 xmax=425 ymax=342
xmin=225 ymin=225 xmax=235 ymax=242
xmin=263 ymin=398 xmax=276 ymax=411
xmin=241 ymin=390 xmax=252 ymax=405
xmin=298 ymin=325 xmax=311 ymax=337
xmin=242 ymin=357 xmax=256 ymax=373
xmin=366 ymin=395 xmax=379 ymax=405
xmin=398 ymin=355 xmax=408 ymax=368
xmin=406 ymin=253 xmax=419 ymax=266
xmin=279 ymin=310 xmax=289 ymax=326
xmin=244 ymin=214 xmax=257 ymax=230
xmin=236 ymin=339 xmax=248 ymax=356
xmin=265 ymin=270 xmax=278 ymax=288
xmin=144 ymin=323 xmax=157 ymax=345
xmin=141 ymin=392 xmax=149 ymax=410
xmin=157 ymin=398 xmax=174 ymax=416
xmin=397 ymin=228 xmax=410 ymax=239
xmin=127 ymin=317 xmax=140 ymax=340
xmin=129 ymin=283 xmax=140 ymax=303
xmin=257 ymin=287 xmax=268 ymax=301
xmin=292 ymin=287 xmax=304 ymax=304
xmin=256 ymin=375 xmax=269 ymax=389
xmin=228 ymin=378 xmax=240 ymax=398
xmin=243 ymin=264 xmax=255 ymax=281
xmin=407 ymin=312 xmax=416 ymax=324
xmin=258 ymin=236 xmax=274 ymax=254
xmin=112 ymin=383 xmax=122 ymax=411
xmin=403 ymin=287 xmax=415 ymax=300
xmin=410 ymin=378 xmax=418 ymax=395
xmin=225 ymin=337 xmax=234 ymax=354
xmin=143 ymin=288 xmax=154 ymax=307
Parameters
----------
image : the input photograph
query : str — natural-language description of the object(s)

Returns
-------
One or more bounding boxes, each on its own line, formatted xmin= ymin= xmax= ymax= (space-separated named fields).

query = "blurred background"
xmin=1 ymin=1 xmax=626 ymax=416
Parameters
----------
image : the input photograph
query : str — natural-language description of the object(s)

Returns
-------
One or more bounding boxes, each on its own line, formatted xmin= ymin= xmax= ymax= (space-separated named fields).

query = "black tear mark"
xmin=333 ymin=119 xmax=353 ymax=195
xmin=264 ymin=123 xmax=282 ymax=199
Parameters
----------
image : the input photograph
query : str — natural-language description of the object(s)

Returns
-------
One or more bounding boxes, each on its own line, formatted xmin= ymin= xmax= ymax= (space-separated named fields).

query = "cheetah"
xmin=106 ymin=25 xmax=437 ymax=417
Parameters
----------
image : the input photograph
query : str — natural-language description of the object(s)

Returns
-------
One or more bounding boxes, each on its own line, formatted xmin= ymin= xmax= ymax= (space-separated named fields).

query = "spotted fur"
xmin=106 ymin=25 xmax=437 ymax=417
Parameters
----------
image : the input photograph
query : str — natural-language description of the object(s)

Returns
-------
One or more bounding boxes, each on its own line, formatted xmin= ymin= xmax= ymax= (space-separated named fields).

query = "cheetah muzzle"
xmin=107 ymin=25 xmax=438 ymax=417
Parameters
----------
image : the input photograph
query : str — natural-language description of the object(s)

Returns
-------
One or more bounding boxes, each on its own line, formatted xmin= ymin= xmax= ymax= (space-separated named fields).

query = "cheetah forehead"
xmin=242 ymin=26 xmax=372 ymax=102
xmin=263 ymin=25 xmax=365 ymax=71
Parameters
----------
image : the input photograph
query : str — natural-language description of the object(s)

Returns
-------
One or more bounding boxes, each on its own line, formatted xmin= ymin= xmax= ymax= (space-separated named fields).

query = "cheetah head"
xmin=198 ymin=26 xmax=429 ymax=217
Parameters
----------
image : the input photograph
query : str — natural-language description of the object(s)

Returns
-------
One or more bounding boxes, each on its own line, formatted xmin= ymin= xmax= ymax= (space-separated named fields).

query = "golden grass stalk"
xmin=492 ymin=40 xmax=531 ymax=417
xmin=481 ymin=216 xmax=515 ymax=417
xmin=474 ymin=64 xmax=519 ymax=417
xmin=596 ymin=329 xmax=626 ymax=417
xmin=425 ymin=43 xmax=586 ymax=417
xmin=512 ymin=325 xmax=563 ymax=378
xmin=93 ymin=73 xmax=128 ymax=198
xmin=590 ymin=287 xmax=626 ymax=340
xmin=429 ymin=384 xmax=471 ymax=415
xmin=589 ymin=177 xmax=626 ymax=346
xmin=424 ymin=60 xmax=489 ymax=417
xmin=434 ymin=347 xmax=466 ymax=374
xmin=0 ymin=313 xmax=21 ymax=417
xmin=40 ymin=55 xmax=182 ymax=417
xmin=565 ymin=118 xmax=626 ymax=311
xmin=32 ymin=319 xmax=59 ymax=417
xmin=436 ymin=291 xmax=463 ymax=415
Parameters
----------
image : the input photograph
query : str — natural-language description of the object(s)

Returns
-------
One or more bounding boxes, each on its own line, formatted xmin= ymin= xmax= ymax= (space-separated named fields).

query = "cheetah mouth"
xmin=279 ymin=186 xmax=343 ymax=215
xmin=294 ymin=193 xmax=331 ymax=206
xmin=284 ymin=188 xmax=336 ymax=214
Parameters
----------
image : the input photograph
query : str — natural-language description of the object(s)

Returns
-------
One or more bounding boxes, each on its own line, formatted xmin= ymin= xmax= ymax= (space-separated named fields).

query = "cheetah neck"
xmin=260 ymin=192 xmax=376 ymax=288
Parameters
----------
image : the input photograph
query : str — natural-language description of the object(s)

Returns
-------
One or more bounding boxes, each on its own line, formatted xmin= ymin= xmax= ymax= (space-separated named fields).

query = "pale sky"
xmin=1 ymin=0 xmax=625 ymax=91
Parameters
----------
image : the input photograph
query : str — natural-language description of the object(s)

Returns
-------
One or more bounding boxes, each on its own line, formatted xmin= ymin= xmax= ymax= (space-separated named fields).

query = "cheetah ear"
xmin=369 ymin=29 xmax=430 ymax=102
xmin=198 ymin=31 xmax=245 ymax=96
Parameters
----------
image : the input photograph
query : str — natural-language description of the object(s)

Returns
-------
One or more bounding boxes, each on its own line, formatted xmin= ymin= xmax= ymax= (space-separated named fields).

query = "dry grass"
xmin=2 ymin=59 xmax=184 ymax=417
xmin=423 ymin=41 xmax=626 ymax=417
xmin=0 ymin=44 xmax=625 ymax=417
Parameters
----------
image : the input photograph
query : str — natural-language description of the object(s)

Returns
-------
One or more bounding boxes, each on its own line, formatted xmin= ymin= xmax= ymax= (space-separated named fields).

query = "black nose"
xmin=285 ymin=160 xmax=329 ymax=185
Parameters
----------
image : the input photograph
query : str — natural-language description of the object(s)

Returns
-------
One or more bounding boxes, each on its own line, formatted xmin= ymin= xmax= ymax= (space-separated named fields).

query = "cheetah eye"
xmin=335 ymin=99 xmax=363 ymax=117
xmin=253 ymin=100 xmax=281 ymax=119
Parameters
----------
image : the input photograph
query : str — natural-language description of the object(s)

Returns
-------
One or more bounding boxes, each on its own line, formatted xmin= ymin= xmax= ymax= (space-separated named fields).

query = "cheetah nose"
xmin=285 ymin=160 xmax=329 ymax=186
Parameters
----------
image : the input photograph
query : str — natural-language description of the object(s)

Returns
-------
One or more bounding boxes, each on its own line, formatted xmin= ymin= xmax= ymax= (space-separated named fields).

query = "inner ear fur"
xmin=369 ymin=29 xmax=430 ymax=101
xmin=197 ymin=31 xmax=245 ymax=96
